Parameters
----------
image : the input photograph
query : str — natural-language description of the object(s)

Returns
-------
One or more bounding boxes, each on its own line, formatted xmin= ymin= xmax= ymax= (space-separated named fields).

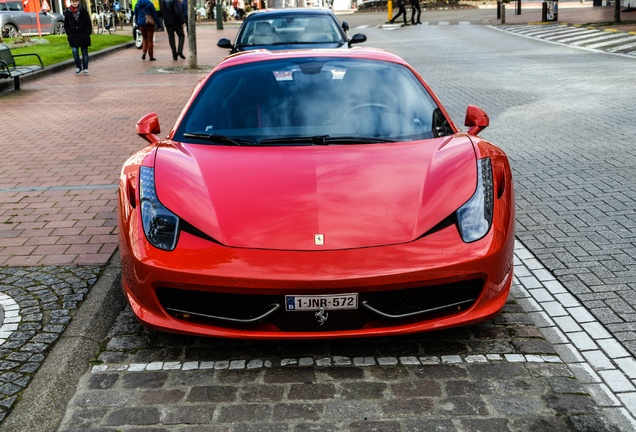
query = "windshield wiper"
xmin=258 ymin=136 xmax=394 ymax=146
xmin=182 ymin=133 xmax=256 ymax=146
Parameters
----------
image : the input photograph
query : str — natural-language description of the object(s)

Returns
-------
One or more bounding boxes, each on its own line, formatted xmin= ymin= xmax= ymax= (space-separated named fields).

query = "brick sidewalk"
xmin=0 ymin=25 xmax=237 ymax=266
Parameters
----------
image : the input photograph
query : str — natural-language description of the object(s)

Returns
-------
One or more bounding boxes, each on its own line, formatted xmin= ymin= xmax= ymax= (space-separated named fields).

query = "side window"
xmin=0 ymin=3 xmax=7 ymax=11
xmin=7 ymin=1 xmax=23 ymax=11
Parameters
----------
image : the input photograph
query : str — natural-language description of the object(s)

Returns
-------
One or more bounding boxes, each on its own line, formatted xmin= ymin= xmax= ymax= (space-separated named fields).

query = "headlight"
xmin=456 ymin=158 xmax=493 ymax=243
xmin=139 ymin=166 xmax=180 ymax=251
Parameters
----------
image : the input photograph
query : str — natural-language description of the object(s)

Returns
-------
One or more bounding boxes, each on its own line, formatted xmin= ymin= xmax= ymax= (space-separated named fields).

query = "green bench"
xmin=0 ymin=44 xmax=44 ymax=90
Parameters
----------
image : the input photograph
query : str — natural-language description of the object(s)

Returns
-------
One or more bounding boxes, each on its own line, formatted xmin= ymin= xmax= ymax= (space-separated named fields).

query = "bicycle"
xmin=93 ymin=11 xmax=116 ymax=34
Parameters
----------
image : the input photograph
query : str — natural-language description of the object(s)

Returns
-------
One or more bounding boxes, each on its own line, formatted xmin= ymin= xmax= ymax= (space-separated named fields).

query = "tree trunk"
xmin=188 ymin=0 xmax=198 ymax=69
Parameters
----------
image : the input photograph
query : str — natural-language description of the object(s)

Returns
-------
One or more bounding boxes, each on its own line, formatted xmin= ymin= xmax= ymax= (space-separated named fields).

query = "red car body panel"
xmin=153 ymin=137 xmax=477 ymax=250
xmin=117 ymin=48 xmax=515 ymax=340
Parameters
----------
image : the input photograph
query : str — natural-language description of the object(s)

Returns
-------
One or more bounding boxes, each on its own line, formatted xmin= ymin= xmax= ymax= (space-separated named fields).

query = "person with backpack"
xmin=135 ymin=0 xmax=160 ymax=60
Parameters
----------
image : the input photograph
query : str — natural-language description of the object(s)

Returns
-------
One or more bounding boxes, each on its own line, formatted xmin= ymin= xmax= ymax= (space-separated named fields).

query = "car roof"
xmin=217 ymin=47 xmax=406 ymax=69
xmin=246 ymin=7 xmax=337 ymax=18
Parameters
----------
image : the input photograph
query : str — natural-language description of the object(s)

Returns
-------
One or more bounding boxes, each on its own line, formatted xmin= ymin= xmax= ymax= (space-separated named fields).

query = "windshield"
xmin=237 ymin=15 xmax=345 ymax=47
xmin=174 ymin=58 xmax=445 ymax=145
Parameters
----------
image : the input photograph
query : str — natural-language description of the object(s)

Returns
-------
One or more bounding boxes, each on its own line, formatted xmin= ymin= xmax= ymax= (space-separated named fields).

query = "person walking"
xmin=410 ymin=0 xmax=421 ymax=24
xmin=160 ymin=0 xmax=186 ymax=60
xmin=135 ymin=0 xmax=159 ymax=61
xmin=390 ymin=0 xmax=408 ymax=25
xmin=63 ymin=0 xmax=92 ymax=75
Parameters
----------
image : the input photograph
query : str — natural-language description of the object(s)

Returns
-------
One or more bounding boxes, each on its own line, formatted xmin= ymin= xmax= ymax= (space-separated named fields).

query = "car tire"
xmin=54 ymin=21 xmax=65 ymax=35
xmin=134 ymin=27 xmax=143 ymax=49
xmin=1 ymin=24 xmax=18 ymax=39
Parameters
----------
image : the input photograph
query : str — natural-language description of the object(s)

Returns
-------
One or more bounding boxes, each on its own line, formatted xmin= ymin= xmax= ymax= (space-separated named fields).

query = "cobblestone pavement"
xmin=0 ymin=266 xmax=102 ymax=423
xmin=0 ymin=23 xmax=234 ymax=427
xmin=53 ymin=242 xmax=633 ymax=431
xmin=1 ymin=8 xmax=636 ymax=431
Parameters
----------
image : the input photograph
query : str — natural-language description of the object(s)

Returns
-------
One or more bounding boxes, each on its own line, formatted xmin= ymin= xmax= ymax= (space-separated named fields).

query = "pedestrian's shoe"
xmin=178 ymin=53 xmax=185 ymax=59
xmin=149 ymin=57 xmax=157 ymax=61
xmin=173 ymin=54 xmax=178 ymax=60
xmin=83 ymin=69 xmax=89 ymax=75
xmin=142 ymin=52 xmax=146 ymax=60
xmin=75 ymin=68 xmax=81 ymax=75
xmin=389 ymin=19 xmax=394 ymax=23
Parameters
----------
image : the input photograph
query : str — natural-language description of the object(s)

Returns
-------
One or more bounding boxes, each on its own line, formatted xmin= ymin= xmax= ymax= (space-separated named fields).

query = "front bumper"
xmin=120 ymin=220 xmax=514 ymax=339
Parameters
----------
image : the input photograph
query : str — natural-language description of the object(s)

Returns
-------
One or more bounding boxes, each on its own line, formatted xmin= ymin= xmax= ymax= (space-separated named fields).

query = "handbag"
xmin=145 ymin=11 xmax=155 ymax=27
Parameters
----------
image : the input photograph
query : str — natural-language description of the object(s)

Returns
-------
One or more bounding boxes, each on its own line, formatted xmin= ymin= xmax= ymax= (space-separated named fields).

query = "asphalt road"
xmin=1 ymin=7 xmax=636 ymax=431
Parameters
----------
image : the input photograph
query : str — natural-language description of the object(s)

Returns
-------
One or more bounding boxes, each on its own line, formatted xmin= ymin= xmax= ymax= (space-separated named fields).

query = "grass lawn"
xmin=2 ymin=34 xmax=133 ymax=67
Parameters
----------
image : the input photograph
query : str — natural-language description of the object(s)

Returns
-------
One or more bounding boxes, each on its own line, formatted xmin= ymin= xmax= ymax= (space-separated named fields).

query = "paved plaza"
xmin=1 ymin=7 xmax=636 ymax=430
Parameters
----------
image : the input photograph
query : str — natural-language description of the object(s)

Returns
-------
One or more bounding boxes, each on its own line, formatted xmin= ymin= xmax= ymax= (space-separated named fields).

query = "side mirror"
xmin=464 ymin=105 xmax=489 ymax=136
xmin=217 ymin=38 xmax=233 ymax=49
xmin=348 ymin=33 xmax=367 ymax=47
xmin=341 ymin=21 xmax=349 ymax=32
xmin=136 ymin=112 xmax=161 ymax=144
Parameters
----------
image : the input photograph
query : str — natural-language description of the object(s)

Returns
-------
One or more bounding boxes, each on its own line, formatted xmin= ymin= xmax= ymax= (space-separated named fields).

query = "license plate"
xmin=285 ymin=294 xmax=358 ymax=311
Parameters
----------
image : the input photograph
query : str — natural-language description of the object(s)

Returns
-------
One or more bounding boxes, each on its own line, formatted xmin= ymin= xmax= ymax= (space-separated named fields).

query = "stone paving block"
xmin=273 ymin=403 xmax=324 ymax=422
xmin=349 ymin=420 xmax=401 ymax=432
xmin=163 ymin=405 xmax=217 ymax=424
xmin=380 ymin=398 xmax=435 ymax=416
xmin=585 ymin=383 xmax=622 ymax=407
xmin=615 ymin=357 xmax=636 ymax=379
xmin=103 ymin=406 xmax=160 ymax=426
xmin=220 ymin=404 xmax=276 ymax=424
xmin=187 ymin=385 xmax=238 ymax=403
xmin=341 ymin=382 xmax=388 ymax=400
xmin=288 ymin=383 xmax=335 ymax=401
xmin=490 ymin=395 xmax=546 ymax=416
xmin=569 ymin=363 xmax=602 ymax=385
xmin=582 ymin=350 xmax=615 ymax=371
xmin=121 ymin=371 xmax=168 ymax=389
xmin=598 ymin=370 xmax=636 ymax=393
xmin=391 ymin=380 xmax=443 ymax=398
xmin=597 ymin=338 xmax=632 ymax=359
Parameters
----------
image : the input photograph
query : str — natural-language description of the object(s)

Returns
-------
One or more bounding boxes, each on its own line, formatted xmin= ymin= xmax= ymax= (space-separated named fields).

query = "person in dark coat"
xmin=63 ymin=0 xmax=92 ymax=75
xmin=390 ymin=0 xmax=408 ymax=25
xmin=410 ymin=0 xmax=421 ymax=24
xmin=135 ymin=0 xmax=160 ymax=60
xmin=160 ymin=0 xmax=186 ymax=60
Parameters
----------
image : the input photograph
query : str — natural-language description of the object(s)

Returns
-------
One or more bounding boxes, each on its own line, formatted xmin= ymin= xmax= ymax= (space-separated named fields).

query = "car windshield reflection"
xmin=238 ymin=15 xmax=345 ymax=47
xmin=175 ymin=58 xmax=442 ymax=145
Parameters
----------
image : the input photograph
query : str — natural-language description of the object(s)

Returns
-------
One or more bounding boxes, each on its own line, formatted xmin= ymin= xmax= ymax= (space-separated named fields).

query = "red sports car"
xmin=118 ymin=48 xmax=515 ymax=340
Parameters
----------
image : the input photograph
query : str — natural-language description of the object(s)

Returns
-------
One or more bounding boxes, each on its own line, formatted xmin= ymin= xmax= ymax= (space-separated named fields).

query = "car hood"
xmin=153 ymin=138 xmax=478 ymax=250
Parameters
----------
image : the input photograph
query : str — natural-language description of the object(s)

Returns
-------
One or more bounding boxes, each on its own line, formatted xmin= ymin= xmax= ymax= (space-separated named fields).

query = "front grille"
xmin=156 ymin=279 xmax=484 ymax=332
xmin=156 ymin=288 xmax=280 ymax=323
xmin=362 ymin=280 xmax=483 ymax=319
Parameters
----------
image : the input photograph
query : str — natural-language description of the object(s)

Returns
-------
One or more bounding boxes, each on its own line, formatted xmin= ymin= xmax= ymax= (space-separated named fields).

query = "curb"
xmin=1 ymin=254 xmax=124 ymax=432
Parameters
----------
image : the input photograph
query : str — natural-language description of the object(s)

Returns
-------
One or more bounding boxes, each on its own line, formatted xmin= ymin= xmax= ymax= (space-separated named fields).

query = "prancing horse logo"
xmin=315 ymin=307 xmax=328 ymax=325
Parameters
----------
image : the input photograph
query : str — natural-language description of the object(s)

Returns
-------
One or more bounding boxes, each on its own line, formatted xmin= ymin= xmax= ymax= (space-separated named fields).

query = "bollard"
xmin=501 ymin=1 xmax=506 ymax=23
xmin=216 ymin=2 xmax=223 ymax=30
xmin=497 ymin=0 xmax=501 ymax=19
xmin=516 ymin=0 xmax=521 ymax=14
xmin=541 ymin=1 xmax=547 ymax=21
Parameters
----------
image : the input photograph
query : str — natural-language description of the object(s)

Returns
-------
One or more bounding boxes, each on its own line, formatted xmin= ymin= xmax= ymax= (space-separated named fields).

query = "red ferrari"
xmin=118 ymin=48 xmax=515 ymax=339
